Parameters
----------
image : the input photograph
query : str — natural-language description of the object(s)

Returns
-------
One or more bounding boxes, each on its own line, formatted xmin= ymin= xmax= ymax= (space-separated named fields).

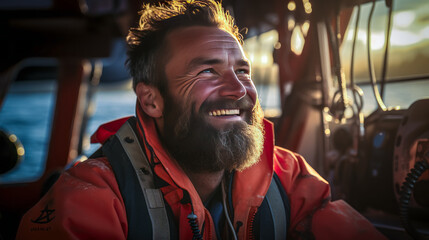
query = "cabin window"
xmin=0 ymin=79 xmax=56 ymax=183
xmin=83 ymin=85 xmax=136 ymax=156
xmin=340 ymin=0 xmax=429 ymax=115
xmin=243 ymin=29 xmax=282 ymax=118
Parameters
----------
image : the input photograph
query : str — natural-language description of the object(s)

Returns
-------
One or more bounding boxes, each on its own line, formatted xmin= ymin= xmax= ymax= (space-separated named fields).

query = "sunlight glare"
xmin=288 ymin=1 xmax=296 ymax=11
xmin=291 ymin=26 xmax=305 ymax=55
xmin=301 ymin=21 xmax=310 ymax=36
xmin=260 ymin=54 xmax=270 ymax=66
xmin=370 ymin=33 xmax=385 ymax=50
xmin=421 ymin=26 xmax=429 ymax=39
xmin=393 ymin=11 xmax=416 ymax=28
xmin=391 ymin=29 xmax=421 ymax=46
xmin=288 ymin=18 xmax=295 ymax=31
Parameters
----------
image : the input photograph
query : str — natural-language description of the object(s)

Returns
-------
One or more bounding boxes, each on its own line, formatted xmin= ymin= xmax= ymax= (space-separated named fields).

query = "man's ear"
xmin=136 ymin=82 xmax=164 ymax=118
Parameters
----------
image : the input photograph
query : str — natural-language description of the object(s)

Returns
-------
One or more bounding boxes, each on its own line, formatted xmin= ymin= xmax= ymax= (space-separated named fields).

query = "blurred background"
xmin=0 ymin=0 xmax=428 ymax=239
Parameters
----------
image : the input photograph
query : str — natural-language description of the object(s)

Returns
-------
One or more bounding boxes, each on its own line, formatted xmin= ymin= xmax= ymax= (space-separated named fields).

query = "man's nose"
xmin=218 ymin=72 xmax=247 ymax=100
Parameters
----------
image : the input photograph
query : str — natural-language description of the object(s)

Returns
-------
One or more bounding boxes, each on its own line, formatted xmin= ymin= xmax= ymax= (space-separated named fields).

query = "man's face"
xmin=164 ymin=26 xmax=258 ymax=129
xmin=160 ymin=26 xmax=264 ymax=173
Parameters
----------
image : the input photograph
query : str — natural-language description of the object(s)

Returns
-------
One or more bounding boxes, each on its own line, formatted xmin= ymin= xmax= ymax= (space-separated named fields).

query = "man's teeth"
xmin=209 ymin=109 xmax=240 ymax=116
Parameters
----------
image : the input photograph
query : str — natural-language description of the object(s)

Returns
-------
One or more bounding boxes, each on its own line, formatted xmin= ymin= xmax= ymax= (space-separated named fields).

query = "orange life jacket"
xmin=17 ymin=109 xmax=387 ymax=239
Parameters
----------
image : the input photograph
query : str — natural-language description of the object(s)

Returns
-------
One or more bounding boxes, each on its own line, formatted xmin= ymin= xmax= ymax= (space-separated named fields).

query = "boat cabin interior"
xmin=0 ymin=0 xmax=428 ymax=239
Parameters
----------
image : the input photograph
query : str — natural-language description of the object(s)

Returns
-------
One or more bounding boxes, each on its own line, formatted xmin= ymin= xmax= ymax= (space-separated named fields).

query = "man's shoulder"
xmin=74 ymin=157 xmax=112 ymax=171
xmin=272 ymin=146 xmax=313 ymax=177
xmin=273 ymin=146 xmax=303 ymax=163
xmin=55 ymin=157 xmax=119 ymax=193
xmin=39 ymin=157 xmax=123 ymax=212
xmin=17 ymin=157 xmax=127 ymax=240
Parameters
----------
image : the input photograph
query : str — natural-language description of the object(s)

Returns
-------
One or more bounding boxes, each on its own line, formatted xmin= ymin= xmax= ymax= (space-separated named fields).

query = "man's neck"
xmin=185 ymin=170 xmax=225 ymax=203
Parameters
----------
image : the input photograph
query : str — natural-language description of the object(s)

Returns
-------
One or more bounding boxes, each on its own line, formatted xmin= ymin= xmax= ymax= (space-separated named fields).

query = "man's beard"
xmin=160 ymin=95 xmax=265 ymax=173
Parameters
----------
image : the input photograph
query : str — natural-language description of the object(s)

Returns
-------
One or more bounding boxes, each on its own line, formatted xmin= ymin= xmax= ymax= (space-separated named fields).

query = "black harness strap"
xmin=254 ymin=172 xmax=290 ymax=239
xmin=102 ymin=117 xmax=169 ymax=240
xmin=273 ymin=172 xmax=291 ymax=233
xmin=103 ymin=133 xmax=151 ymax=239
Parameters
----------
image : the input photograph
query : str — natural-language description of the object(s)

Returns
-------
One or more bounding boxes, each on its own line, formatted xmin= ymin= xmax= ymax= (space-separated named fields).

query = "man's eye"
xmin=236 ymin=69 xmax=249 ymax=75
xmin=198 ymin=68 xmax=215 ymax=75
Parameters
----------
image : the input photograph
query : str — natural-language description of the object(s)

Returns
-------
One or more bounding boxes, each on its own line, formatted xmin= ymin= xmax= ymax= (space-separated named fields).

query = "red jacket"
xmin=17 ymin=112 xmax=386 ymax=239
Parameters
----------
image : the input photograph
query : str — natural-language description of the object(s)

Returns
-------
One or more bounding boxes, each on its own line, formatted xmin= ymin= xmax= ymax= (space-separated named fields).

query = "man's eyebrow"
xmin=236 ymin=59 xmax=250 ymax=68
xmin=186 ymin=57 xmax=250 ymax=72
xmin=187 ymin=57 xmax=223 ymax=71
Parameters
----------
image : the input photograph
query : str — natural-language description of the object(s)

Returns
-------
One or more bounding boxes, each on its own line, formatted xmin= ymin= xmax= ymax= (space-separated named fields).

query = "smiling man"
xmin=17 ymin=1 xmax=386 ymax=239
xmin=157 ymin=26 xmax=264 ymax=175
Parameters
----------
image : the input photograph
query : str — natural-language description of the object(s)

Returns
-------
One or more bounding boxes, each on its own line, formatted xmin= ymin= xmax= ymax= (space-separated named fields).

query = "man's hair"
xmin=126 ymin=0 xmax=242 ymax=93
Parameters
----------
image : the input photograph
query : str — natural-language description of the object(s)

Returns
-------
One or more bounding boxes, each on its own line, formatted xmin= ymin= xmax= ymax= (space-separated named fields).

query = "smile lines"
xmin=208 ymin=109 xmax=240 ymax=116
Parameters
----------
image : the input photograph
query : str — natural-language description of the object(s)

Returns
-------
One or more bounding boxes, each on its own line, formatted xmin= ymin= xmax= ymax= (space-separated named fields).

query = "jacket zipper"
xmin=246 ymin=207 xmax=258 ymax=240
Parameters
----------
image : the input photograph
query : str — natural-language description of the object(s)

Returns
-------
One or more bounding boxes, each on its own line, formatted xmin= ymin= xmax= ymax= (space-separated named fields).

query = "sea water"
xmin=0 ymin=81 xmax=136 ymax=183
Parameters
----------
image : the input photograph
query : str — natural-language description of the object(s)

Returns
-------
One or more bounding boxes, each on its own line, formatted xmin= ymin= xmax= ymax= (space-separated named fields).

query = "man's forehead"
xmin=166 ymin=26 xmax=242 ymax=52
